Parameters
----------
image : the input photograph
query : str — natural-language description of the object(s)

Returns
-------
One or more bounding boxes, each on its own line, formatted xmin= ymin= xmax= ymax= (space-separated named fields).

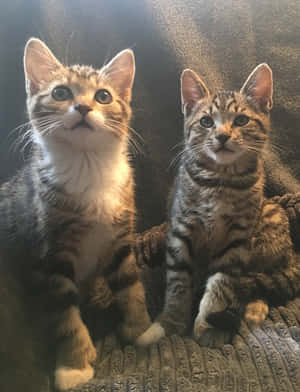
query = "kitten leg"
xmin=244 ymin=300 xmax=269 ymax=325
xmin=137 ymin=229 xmax=193 ymax=346
xmin=54 ymin=306 xmax=96 ymax=390
xmin=105 ymin=246 xmax=152 ymax=344
xmin=194 ymin=272 xmax=237 ymax=348
xmin=34 ymin=263 xmax=96 ymax=390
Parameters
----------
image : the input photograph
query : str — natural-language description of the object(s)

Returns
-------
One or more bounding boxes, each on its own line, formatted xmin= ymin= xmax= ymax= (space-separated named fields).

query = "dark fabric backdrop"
xmin=0 ymin=1 xmax=300 ymax=391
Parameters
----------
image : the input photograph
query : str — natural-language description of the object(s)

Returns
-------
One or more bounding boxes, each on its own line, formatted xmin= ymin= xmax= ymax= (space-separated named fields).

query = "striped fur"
xmin=138 ymin=64 xmax=300 ymax=348
xmin=0 ymin=38 xmax=151 ymax=390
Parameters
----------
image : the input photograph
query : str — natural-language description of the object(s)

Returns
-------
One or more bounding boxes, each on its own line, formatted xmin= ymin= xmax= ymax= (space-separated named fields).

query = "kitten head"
xmin=181 ymin=64 xmax=273 ymax=166
xmin=24 ymin=38 xmax=135 ymax=151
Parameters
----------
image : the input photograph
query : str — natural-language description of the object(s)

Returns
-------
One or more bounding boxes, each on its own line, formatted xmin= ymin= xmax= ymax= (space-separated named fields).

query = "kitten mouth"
xmin=71 ymin=120 xmax=93 ymax=130
xmin=215 ymin=146 xmax=233 ymax=153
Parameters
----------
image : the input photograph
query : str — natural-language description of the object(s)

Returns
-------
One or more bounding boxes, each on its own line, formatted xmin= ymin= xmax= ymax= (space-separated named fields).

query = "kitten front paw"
xmin=55 ymin=364 xmax=94 ymax=390
xmin=136 ymin=322 xmax=166 ymax=346
xmin=245 ymin=300 xmax=269 ymax=325
xmin=194 ymin=319 xmax=231 ymax=348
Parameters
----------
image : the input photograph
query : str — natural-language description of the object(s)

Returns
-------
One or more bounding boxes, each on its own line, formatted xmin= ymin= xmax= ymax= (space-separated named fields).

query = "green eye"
xmin=200 ymin=115 xmax=214 ymax=128
xmin=95 ymin=89 xmax=112 ymax=104
xmin=52 ymin=86 xmax=73 ymax=101
xmin=234 ymin=115 xmax=249 ymax=126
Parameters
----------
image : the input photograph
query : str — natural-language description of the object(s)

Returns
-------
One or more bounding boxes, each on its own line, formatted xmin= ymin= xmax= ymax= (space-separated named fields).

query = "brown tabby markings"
xmin=138 ymin=64 xmax=300 ymax=348
xmin=0 ymin=38 xmax=151 ymax=390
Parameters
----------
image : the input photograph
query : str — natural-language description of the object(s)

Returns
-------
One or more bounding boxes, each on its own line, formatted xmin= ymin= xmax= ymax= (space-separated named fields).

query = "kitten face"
xmin=185 ymin=91 xmax=269 ymax=165
xmin=181 ymin=64 xmax=273 ymax=166
xmin=24 ymin=39 xmax=135 ymax=151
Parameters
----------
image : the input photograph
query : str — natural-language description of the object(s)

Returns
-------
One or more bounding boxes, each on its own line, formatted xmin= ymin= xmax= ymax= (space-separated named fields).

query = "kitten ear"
xmin=24 ymin=38 xmax=63 ymax=95
xmin=181 ymin=69 xmax=210 ymax=116
xmin=103 ymin=49 xmax=135 ymax=102
xmin=240 ymin=63 xmax=273 ymax=111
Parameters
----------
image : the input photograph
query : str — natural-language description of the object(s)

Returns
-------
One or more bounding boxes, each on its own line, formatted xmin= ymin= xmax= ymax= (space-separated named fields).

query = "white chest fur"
xmin=38 ymin=134 xmax=130 ymax=282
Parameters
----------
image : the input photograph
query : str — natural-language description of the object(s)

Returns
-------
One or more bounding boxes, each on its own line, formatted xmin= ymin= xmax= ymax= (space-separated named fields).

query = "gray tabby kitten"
xmin=0 ymin=39 xmax=151 ymax=390
xmin=138 ymin=64 xmax=300 ymax=347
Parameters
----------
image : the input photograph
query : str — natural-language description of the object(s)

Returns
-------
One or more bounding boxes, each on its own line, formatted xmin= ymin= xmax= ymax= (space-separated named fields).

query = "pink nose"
xmin=74 ymin=104 xmax=92 ymax=117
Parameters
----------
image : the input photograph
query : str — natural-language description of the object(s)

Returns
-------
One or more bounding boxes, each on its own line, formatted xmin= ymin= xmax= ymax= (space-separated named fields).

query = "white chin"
xmin=206 ymin=148 xmax=241 ymax=165
xmin=50 ymin=126 xmax=115 ymax=152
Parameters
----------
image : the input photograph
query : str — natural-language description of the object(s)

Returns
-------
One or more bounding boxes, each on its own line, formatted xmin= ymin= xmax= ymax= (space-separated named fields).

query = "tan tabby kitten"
xmin=138 ymin=64 xmax=300 ymax=348
xmin=0 ymin=39 xmax=151 ymax=390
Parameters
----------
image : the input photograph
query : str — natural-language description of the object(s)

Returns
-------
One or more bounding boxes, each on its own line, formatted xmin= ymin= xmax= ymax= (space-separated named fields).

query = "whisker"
xmin=105 ymin=119 xmax=145 ymax=156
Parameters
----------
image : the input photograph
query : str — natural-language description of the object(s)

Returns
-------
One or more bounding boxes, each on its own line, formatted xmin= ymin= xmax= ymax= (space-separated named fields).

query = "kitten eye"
xmin=52 ymin=86 xmax=73 ymax=101
xmin=200 ymin=115 xmax=214 ymax=128
xmin=95 ymin=89 xmax=112 ymax=104
xmin=234 ymin=115 xmax=249 ymax=127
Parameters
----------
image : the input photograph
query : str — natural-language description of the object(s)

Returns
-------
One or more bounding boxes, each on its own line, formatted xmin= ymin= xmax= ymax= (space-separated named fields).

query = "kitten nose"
xmin=215 ymin=133 xmax=230 ymax=145
xmin=74 ymin=104 xmax=92 ymax=117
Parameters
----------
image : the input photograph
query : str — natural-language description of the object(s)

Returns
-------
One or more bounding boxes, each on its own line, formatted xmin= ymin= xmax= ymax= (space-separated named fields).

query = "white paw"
xmin=55 ymin=364 xmax=94 ymax=390
xmin=136 ymin=322 xmax=165 ymax=346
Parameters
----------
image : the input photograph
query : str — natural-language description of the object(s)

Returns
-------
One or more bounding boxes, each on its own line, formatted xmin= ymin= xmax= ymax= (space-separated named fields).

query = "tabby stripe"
xmin=215 ymin=239 xmax=249 ymax=260
xmin=166 ymin=261 xmax=192 ymax=274
xmin=212 ymin=95 xmax=220 ymax=109
xmin=226 ymin=99 xmax=237 ymax=111
xmin=166 ymin=244 xmax=181 ymax=262
xmin=279 ymin=271 xmax=294 ymax=297
xmin=229 ymin=223 xmax=248 ymax=232
xmin=87 ymin=71 xmax=98 ymax=79
xmin=114 ymin=229 xmax=132 ymax=244
xmin=103 ymin=245 xmax=131 ymax=276
xmin=253 ymin=118 xmax=267 ymax=133
xmin=109 ymin=271 xmax=138 ymax=292
xmin=247 ymin=275 xmax=266 ymax=299
xmin=172 ymin=228 xmax=194 ymax=258
xmin=210 ymin=256 xmax=247 ymax=275
xmin=262 ymin=206 xmax=278 ymax=219
xmin=271 ymin=275 xmax=289 ymax=303
xmin=117 ymin=99 xmax=129 ymax=120
xmin=281 ymin=278 xmax=295 ymax=298
xmin=185 ymin=163 xmax=258 ymax=190
xmin=167 ymin=275 xmax=192 ymax=293
xmin=176 ymin=215 xmax=195 ymax=231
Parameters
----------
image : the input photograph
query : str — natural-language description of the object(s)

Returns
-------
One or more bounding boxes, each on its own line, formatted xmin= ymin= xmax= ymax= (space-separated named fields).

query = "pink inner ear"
xmin=183 ymin=82 xmax=200 ymax=105
xmin=103 ymin=50 xmax=135 ymax=101
xmin=181 ymin=71 xmax=209 ymax=114
xmin=241 ymin=64 xmax=273 ymax=110
xmin=253 ymin=74 xmax=272 ymax=104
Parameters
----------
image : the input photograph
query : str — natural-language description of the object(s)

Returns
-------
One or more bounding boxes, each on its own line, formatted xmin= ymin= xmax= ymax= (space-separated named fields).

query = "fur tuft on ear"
xmin=240 ymin=63 xmax=273 ymax=111
xmin=24 ymin=38 xmax=62 ymax=95
xmin=102 ymin=49 xmax=135 ymax=102
xmin=181 ymin=69 xmax=210 ymax=116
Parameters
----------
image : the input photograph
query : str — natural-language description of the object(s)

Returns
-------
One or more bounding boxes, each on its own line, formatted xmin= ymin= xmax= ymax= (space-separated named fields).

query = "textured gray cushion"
xmin=70 ymin=299 xmax=300 ymax=392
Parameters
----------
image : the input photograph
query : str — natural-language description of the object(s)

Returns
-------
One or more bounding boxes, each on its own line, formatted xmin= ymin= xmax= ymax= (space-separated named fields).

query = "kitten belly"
xmin=74 ymin=221 xmax=114 ymax=282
